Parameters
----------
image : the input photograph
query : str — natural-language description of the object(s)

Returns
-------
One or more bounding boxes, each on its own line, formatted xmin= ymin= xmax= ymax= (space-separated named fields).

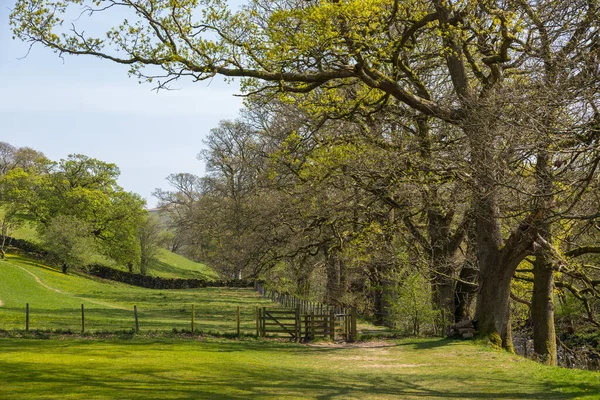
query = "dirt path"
xmin=0 ymin=299 xmax=4 ymax=307
xmin=12 ymin=263 xmax=128 ymax=310
xmin=14 ymin=264 xmax=64 ymax=294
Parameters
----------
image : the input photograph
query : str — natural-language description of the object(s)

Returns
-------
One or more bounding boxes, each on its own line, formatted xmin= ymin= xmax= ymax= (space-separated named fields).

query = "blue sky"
xmin=0 ymin=0 xmax=244 ymax=207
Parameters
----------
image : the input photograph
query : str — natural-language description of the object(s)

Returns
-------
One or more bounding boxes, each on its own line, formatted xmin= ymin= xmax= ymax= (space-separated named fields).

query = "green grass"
xmin=1 ymin=254 xmax=598 ymax=399
xmin=0 ymin=338 xmax=598 ymax=399
xmin=107 ymin=248 xmax=218 ymax=280
xmin=0 ymin=255 xmax=268 ymax=334
xmin=150 ymin=248 xmax=218 ymax=280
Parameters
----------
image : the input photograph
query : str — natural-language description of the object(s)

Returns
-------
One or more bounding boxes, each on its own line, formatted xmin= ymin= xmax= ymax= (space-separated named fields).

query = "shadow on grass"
xmin=149 ymin=260 xmax=210 ymax=280
xmin=395 ymin=338 xmax=456 ymax=350
xmin=0 ymin=339 xmax=597 ymax=399
xmin=7 ymin=256 xmax=60 ymax=274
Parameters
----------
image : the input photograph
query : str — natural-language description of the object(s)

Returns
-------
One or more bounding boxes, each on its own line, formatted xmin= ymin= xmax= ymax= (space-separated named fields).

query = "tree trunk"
xmin=454 ymin=261 xmax=478 ymax=322
xmin=431 ymin=266 xmax=454 ymax=334
xmin=475 ymin=259 xmax=514 ymax=347
xmin=532 ymin=249 xmax=557 ymax=365
xmin=466 ymin=122 xmax=535 ymax=349
xmin=531 ymin=146 xmax=557 ymax=365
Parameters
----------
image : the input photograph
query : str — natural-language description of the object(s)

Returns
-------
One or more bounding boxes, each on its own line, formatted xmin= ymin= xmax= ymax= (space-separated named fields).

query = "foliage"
xmin=388 ymin=270 xmax=439 ymax=336
xmin=40 ymin=215 xmax=97 ymax=272
xmin=0 ymin=149 xmax=148 ymax=269
xmin=138 ymin=214 xmax=168 ymax=275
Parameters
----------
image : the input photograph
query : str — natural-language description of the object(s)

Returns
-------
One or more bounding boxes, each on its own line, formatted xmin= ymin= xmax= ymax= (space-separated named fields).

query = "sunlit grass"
xmin=0 ymin=338 xmax=598 ymax=399
xmin=0 ymin=255 xmax=267 ymax=334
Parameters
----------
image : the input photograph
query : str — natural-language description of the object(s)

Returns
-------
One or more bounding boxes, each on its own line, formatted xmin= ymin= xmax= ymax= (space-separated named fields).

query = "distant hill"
xmin=9 ymin=220 xmax=218 ymax=281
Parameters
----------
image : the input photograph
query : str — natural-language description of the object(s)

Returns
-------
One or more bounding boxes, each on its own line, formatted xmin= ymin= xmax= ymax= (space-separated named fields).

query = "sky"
xmin=0 ymin=0 xmax=245 ymax=208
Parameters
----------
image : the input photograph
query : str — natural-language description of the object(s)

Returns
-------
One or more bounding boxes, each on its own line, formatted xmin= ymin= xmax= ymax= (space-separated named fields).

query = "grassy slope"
xmin=0 ymin=255 xmax=268 ymax=333
xmin=9 ymin=220 xmax=217 ymax=280
xmin=0 ymin=338 xmax=598 ymax=399
xmin=151 ymin=248 xmax=218 ymax=280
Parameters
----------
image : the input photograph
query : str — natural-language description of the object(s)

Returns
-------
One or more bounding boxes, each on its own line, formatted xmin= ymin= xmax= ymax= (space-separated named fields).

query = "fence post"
xmin=191 ymin=304 xmax=195 ymax=334
xmin=261 ymin=307 xmax=266 ymax=337
xmin=236 ymin=306 xmax=241 ymax=337
xmin=295 ymin=306 xmax=300 ymax=343
xmin=351 ymin=307 xmax=357 ymax=342
xmin=255 ymin=307 xmax=260 ymax=336
xmin=304 ymin=310 xmax=309 ymax=341
xmin=81 ymin=304 xmax=85 ymax=334
xmin=134 ymin=305 xmax=139 ymax=333
xmin=330 ymin=309 xmax=336 ymax=341
xmin=345 ymin=308 xmax=350 ymax=340
xmin=26 ymin=303 xmax=29 ymax=332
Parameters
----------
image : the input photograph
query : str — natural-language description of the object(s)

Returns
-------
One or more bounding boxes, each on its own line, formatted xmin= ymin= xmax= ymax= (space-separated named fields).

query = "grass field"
xmin=1 ymin=255 xmax=599 ymax=399
xmin=0 ymin=255 xmax=268 ymax=334
xmin=0 ymin=337 xmax=599 ymax=399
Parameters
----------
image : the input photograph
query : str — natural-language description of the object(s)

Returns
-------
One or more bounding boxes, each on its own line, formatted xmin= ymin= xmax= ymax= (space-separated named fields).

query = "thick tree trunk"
xmin=532 ymin=250 xmax=557 ymax=365
xmin=531 ymin=145 xmax=557 ymax=365
xmin=375 ymin=275 xmax=395 ymax=328
xmin=468 ymin=124 xmax=535 ymax=349
xmin=475 ymin=260 xmax=514 ymax=347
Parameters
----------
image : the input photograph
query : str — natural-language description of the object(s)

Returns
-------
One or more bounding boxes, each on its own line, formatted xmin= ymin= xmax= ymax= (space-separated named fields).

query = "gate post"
xmin=351 ymin=307 xmax=357 ymax=342
xmin=255 ymin=307 xmax=260 ymax=337
xmin=295 ymin=306 xmax=300 ymax=343
xmin=330 ymin=309 xmax=336 ymax=341
xmin=261 ymin=307 xmax=266 ymax=337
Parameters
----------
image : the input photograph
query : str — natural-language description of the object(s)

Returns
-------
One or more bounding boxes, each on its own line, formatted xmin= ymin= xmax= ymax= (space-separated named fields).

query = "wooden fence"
xmin=256 ymin=307 xmax=357 ymax=342
xmin=13 ymin=303 xmax=246 ymax=336
xmin=255 ymin=282 xmax=345 ymax=314
xmin=254 ymin=282 xmax=357 ymax=342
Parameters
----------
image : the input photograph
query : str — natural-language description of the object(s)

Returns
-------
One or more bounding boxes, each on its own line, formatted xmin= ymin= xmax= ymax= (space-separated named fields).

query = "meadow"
xmin=0 ymin=255 xmax=267 ymax=334
xmin=1 ymin=253 xmax=599 ymax=399
xmin=1 ymin=337 xmax=599 ymax=399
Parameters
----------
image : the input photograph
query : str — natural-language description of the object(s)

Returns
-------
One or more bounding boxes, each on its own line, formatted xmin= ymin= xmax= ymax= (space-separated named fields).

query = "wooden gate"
xmin=257 ymin=307 xmax=357 ymax=342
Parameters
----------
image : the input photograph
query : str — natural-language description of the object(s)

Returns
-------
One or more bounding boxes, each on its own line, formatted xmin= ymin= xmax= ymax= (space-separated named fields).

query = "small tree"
xmin=41 ymin=215 xmax=96 ymax=274
xmin=389 ymin=271 xmax=440 ymax=336
xmin=138 ymin=215 xmax=166 ymax=275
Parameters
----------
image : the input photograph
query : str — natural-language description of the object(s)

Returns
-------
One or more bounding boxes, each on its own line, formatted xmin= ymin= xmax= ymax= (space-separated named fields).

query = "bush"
xmin=388 ymin=271 xmax=439 ymax=336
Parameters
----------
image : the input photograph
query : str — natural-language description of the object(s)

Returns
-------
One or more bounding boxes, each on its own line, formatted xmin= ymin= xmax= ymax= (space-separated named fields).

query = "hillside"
xmin=8 ymin=220 xmax=218 ymax=281
xmin=0 ymin=255 xmax=265 ymax=334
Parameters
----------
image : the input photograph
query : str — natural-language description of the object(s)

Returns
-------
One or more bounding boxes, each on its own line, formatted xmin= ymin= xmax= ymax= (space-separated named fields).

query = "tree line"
xmin=10 ymin=0 xmax=600 ymax=364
